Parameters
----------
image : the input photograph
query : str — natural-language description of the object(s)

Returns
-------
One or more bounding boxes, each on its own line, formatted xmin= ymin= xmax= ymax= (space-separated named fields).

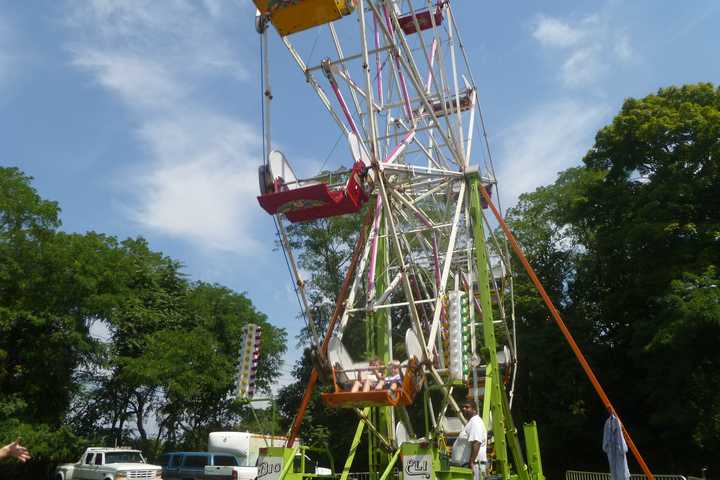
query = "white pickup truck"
xmin=55 ymin=447 xmax=162 ymax=480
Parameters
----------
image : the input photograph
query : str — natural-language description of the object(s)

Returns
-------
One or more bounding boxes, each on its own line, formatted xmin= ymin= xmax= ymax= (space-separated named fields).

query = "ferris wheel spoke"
xmin=376 ymin=173 xmax=431 ymax=360
xmin=337 ymin=229 xmax=373 ymax=340
xmin=279 ymin=36 xmax=350 ymax=137
xmin=425 ymin=180 xmax=465 ymax=353
xmin=405 ymin=177 xmax=453 ymax=203
xmin=464 ymin=87 xmax=478 ymax=161
xmin=366 ymin=1 xmax=462 ymax=166
xmin=388 ymin=187 xmax=436 ymax=228
xmin=369 ymin=269 xmax=404 ymax=309
xmin=392 ymin=117 xmax=445 ymax=169
xmin=328 ymin=23 xmax=366 ymax=130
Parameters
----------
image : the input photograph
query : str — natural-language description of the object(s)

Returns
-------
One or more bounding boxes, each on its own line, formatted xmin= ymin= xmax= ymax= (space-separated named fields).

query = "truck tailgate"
xmin=204 ymin=465 xmax=258 ymax=480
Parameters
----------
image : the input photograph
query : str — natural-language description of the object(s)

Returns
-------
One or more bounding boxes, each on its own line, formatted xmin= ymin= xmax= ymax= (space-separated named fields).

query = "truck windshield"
xmin=105 ymin=451 xmax=145 ymax=464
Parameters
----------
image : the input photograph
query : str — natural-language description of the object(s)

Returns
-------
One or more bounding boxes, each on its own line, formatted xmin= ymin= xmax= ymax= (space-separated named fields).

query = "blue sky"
xmin=3 ymin=0 xmax=719 ymax=389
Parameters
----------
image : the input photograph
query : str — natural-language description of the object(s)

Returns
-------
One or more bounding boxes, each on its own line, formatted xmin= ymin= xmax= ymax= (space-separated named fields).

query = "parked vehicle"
xmin=208 ymin=432 xmax=292 ymax=468
xmin=160 ymin=451 xmax=247 ymax=480
xmin=55 ymin=447 xmax=162 ymax=480
xmin=203 ymin=432 xmax=332 ymax=480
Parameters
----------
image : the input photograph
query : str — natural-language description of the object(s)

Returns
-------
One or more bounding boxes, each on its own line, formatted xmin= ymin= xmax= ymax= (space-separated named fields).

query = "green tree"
xmin=120 ymin=282 xmax=287 ymax=451
xmin=507 ymin=83 xmax=720 ymax=475
xmin=645 ymin=268 xmax=720 ymax=464
xmin=575 ymin=83 xmax=719 ymax=472
xmin=284 ymin=212 xmax=365 ymax=347
xmin=0 ymin=167 xmax=91 ymax=477
xmin=506 ymin=168 xmax=610 ymax=474
xmin=0 ymin=167 xmax=287 ymax=475
xmin=67 ymin=236 xmax=189 ymax=446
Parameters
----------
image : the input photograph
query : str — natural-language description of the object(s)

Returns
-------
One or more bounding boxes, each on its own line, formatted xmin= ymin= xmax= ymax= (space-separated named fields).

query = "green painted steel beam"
xmin=467 ymin=172 xmax=510 ymax=478
xmin=467 ymin=172 xmax=537 ymax=480
xmin=482 ymin=364 xmax=493 ymax=422
xmin=500 ymin=382 xmax=531 ymax=480
xmin=341 ymin=412 xmax=369 ymax=480
xmin=523 ymin=422 xmax=545 ymax=480
xmin=379 ymin=449 xmax=402 ymax=480
xmin=269 ymin=446 xmax=299 ymax=480
xmin=368 ymin=208 xmax=392 ymax=477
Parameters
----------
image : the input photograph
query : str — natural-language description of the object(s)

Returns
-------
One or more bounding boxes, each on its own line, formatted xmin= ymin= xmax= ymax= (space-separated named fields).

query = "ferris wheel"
xmin=246 ymin=5 xmax=659 ymax=480
xmin=252 ymin=0 xmax=526 ymax=477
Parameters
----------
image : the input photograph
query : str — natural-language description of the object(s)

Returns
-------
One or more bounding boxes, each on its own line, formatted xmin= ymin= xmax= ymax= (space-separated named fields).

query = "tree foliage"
xmin=508 ymin=83 xmax=719 ymax=475
xmin=0 ymin=167 xmax=286 ymax=475
xmin=284 ymin=211 xmax=365 ymax=347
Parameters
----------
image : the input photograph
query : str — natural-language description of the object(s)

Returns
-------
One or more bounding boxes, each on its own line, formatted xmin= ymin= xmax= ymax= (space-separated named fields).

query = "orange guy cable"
xmin=478 ymin=185 xmax=654 ymax=480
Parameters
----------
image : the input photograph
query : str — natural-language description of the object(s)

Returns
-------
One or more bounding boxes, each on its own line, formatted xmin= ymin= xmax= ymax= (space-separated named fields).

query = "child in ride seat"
xmin=376 ymin=360 xmax=402 ymax=391
xmin=351 ymin=358 xmax=384 ymax=392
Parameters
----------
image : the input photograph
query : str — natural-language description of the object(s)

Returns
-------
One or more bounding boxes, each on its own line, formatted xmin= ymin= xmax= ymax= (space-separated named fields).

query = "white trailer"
xmin=205 ymin=432 xmax=331 ymax=480
xmin=208 ymin=431 xmax=297 ymax=468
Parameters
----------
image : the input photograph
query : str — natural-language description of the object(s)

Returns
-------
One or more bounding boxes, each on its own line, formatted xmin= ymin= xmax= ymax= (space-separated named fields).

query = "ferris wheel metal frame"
xmin=253 ymin=1 xmax=534 ymax=480
xmin=248 ymin=4 xmax=659 ymax=480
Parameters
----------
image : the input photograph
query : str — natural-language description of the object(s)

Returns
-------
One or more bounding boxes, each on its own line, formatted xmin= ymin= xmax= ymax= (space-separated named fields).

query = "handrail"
xmin=566 ymin=471 xmax=684 ymax=480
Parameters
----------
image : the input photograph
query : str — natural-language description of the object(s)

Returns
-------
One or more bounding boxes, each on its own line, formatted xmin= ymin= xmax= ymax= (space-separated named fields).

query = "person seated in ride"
xmin=375 ymin=360 xmax=402 ymax=392
xmin=351 ymin=358 xmax=384 ymax=392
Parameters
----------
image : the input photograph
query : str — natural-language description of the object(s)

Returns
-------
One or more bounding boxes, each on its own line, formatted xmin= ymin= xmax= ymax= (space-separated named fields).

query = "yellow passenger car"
xmin=253 ymin=0 xmax=355 ymax=36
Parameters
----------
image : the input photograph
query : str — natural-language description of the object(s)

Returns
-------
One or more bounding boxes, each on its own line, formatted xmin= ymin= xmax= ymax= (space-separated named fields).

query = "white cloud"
xmin=64 ymin=0 xmax=263 ymax=253
xmin=561 ymin=46 xmax=604 ymax=87
xmin=65 ymin=0 xmax=245 ymax=77
xmin=495 ymin=99 xmax=609 ymax=205
xmin=131 ymin=115 xmax=262 ymax=252
xmin=72 ymin=51 xmax=186 ymax=110
xmin=532 ymin=12 xmax=633 ymax=88
xmin=532 ymin=16 xmax=585 ymax=48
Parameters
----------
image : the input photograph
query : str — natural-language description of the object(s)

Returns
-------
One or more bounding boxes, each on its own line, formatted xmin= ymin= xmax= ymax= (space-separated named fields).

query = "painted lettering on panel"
xmin=257 ymin=456 xmax=284 ymax=480
xmin=403 ymin=454 xmax=433 ymax=480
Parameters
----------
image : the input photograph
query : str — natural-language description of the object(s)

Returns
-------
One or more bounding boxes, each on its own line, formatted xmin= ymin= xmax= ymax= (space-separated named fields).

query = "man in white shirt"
xmin=461 ymin=400 xmax=487 ymax=480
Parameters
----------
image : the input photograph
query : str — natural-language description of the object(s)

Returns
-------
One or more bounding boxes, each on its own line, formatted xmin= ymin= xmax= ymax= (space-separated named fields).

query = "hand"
xmin=2 ymin=439 xmax=31 ymax=462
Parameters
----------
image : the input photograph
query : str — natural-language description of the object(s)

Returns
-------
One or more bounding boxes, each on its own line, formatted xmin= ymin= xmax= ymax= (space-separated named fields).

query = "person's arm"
xmin=468 ymin=440 xmax=480 ymax=466
xmin=0 ymin=439 xmax=31 ymax=462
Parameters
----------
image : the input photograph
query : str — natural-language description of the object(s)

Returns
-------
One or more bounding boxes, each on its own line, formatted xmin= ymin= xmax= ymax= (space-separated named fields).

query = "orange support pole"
xmin=286 ymin=205 xmax=376 ymax=447
xmin=287 ymin=368 xmax=319 ymax=446
xmin=478 ymin=185 xmax=654 ymax=480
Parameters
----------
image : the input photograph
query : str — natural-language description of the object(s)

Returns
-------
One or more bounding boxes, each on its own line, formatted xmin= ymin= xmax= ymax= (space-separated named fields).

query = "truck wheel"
xmin=55 ymin=475 xmax=63 ymax=480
